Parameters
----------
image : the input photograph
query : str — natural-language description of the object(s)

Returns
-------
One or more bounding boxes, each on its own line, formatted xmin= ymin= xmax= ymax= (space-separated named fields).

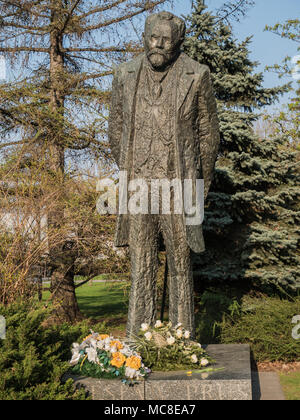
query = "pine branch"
xmin=0 ymin=0 xmax=49 ymax=18
xmin=0 ymin=47 xmax=49 ymax=53
xmin=78 ymin=0 xmax=129 ymax=20
xmin=74 ymin=275 xmax=95 ymax=289
xmin=59 ymin=0 xmax=82 ymax=35
xmin=0 ymin=140 xmax=28 ymax=149
xmin=79 ymin=0 xmax=168 ymax=32
xmin=0 ymin=21 xmax=48 ymax=32
xmin=79 ymin=71 xmax=114 ymax=81
xmin=63 ymin=46 xmax=142 ymax=53
xmin=0 ymin=106 xmax=38 ymax=127
xmin=215 ymin=0 xmax=255 ymax=25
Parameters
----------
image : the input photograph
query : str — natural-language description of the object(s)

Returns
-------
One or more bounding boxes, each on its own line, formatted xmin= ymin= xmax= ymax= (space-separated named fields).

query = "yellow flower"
xmin=125 ymin=356 xmax=142 ymax=370
xmin=110 ymin=340 xmax=123 ymax=350
xmin=110 ymin=352 xmax=126 ymax=368
xmin=82 ymin=334 xmax=93 ymax=342
xmin=98 ymin=334 xmax=109 ymax=341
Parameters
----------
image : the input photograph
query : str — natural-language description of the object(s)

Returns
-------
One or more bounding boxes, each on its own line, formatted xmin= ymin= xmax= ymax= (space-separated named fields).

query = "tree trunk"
xmin=48 ymin=0 xmax=81 ymax=322
xmin=50 ymin=258 xmax=82 ymax=322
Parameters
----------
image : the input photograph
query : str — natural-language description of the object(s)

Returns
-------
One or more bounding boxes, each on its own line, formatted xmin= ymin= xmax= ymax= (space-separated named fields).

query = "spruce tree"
xmin=184 ymin=2 xmax=300 ymax=293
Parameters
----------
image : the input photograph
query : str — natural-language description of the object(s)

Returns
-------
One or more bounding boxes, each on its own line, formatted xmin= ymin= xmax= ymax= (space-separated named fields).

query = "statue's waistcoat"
xmin=132 ymin=60 xmax=177 ymax=180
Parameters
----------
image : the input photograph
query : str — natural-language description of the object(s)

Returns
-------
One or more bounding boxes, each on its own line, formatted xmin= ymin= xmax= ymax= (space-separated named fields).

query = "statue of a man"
xmin=108 ymin=11 xmax=220 ymax=338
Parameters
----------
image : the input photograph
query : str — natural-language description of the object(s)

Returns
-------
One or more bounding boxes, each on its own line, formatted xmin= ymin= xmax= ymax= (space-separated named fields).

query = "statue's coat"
xmin=108 ymin=52 xmax=220 ymax=253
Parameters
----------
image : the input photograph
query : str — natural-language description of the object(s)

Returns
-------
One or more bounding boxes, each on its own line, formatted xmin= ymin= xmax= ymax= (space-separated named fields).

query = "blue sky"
xmin=0 ymin=0 xmax=298 ymax=109
xmin=167 ymin=0 xmax=299 ymax=108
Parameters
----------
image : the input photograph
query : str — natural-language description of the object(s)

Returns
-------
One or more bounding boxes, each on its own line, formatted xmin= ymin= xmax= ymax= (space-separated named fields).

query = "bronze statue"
xmin=108 ymin=11 xmax=220 ymax=338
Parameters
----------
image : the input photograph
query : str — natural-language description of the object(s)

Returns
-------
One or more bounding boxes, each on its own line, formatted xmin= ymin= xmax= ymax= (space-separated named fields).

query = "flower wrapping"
xmin=69 ymin=331 xmax=150 ymax=384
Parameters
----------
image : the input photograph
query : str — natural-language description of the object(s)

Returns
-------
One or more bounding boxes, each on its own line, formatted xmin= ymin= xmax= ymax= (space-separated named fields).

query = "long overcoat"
xmin=108 ymin=52 xmax=220 ymax=253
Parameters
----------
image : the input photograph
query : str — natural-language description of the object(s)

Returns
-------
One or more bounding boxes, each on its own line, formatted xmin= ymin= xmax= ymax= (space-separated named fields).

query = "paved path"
xmin=42 ymin=279 xmax=128 ymax=285
xmin=252 ymin=371 xmax=285 ymax=400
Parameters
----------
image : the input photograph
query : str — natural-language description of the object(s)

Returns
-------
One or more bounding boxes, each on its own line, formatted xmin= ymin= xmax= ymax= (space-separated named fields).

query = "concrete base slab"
xmin=67 ymin=344 xmax=252 ymax=400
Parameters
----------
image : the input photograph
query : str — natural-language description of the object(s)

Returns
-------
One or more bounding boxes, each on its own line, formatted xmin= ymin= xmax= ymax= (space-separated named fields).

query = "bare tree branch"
xmin=79 ymin=0 xmax=168 ymax=32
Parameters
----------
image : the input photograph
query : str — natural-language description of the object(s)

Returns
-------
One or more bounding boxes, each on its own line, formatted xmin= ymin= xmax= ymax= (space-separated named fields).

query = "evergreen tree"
xmin=184 ymin=2 xmax=300 ymax=293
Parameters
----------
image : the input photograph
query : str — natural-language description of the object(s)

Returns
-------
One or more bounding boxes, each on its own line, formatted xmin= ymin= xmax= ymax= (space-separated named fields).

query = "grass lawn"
xmin=43 ymin=281 xmax=130 ymax=332
xmin=280 ymin=372 xmax=300 ymax=400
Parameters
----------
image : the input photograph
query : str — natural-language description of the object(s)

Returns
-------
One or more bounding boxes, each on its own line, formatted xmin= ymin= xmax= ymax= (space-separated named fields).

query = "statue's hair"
xmin=145 ymin=11 xmax=186 ymax=42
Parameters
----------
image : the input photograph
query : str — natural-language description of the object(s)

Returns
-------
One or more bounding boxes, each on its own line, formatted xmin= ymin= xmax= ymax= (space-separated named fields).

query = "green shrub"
xmin=195 ymin=288 xmax=243 ymax=344
xmin=0 ymin=301 xmax=106 ymax=400
xmin=220 ymin=296 xmax=300 ymax=362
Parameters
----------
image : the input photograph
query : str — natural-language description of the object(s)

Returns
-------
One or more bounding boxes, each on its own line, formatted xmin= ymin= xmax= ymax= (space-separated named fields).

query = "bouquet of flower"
xmin=69 ymin=332 xmax=150 ymax=384
xmin=134 ymin=321 xmax=214 ymax=372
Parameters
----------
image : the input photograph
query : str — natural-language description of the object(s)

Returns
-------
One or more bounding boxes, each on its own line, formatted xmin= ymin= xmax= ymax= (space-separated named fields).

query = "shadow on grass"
xmin=76 ymin=283 xmax=129 ymax=324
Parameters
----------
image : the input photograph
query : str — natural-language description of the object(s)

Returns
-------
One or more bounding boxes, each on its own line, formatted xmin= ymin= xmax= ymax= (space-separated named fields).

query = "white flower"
xmin=86 ymin=347 xmax=99 ymax=364
xmin=110 ymin=346 xmax=117 ymax=354
xmin=167 ymin=336 xmax=175 ymax=345
xmin=96 ymin=340 xmax=105 ymax=350
xmin=184 ymin=331 xmax=190 ymax=339
xmin=176 ymin=329 xmax=183 ymax=339
xmin=72 ymin=343 xmax=80 ymax=351
xmin=90 ymin=338 xmax=97 ymax=349
xmin=69 ymin=346 xmax=81 ymax=366
xmin=175 ymin=323 xmax=182 ymax=329
xmin=198 ymin=343 xmax=202 ymax=348
xmin=125 ymin=367 xmax=138 ymax=379
xmin=191 ymin=354 xmax=198 ymax=364
xmin=144 ymin=332 xmax=153 ymax=341
xmin=201 ymin=358 xmax=209 ymax=367
xmin=141 ymin=323 xmax=149 ymax=332
xmin=120 ymin=346 xmax=133 ymax=357
xmin=154 ymin=320 xmax=163 ymax=328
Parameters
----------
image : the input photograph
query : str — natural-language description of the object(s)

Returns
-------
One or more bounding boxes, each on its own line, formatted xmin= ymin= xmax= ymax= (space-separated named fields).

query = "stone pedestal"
xmin=67 ymin=344 xmax=252 ymax=400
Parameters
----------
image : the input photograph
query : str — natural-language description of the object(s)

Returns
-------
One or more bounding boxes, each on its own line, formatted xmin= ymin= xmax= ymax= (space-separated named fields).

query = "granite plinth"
xmin=67 ymin=344 xmax=252 ymax=400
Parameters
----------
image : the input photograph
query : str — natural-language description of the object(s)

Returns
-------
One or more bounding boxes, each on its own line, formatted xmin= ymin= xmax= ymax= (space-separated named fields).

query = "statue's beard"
xmin=147 ymin=49 xmax=177 ymax=69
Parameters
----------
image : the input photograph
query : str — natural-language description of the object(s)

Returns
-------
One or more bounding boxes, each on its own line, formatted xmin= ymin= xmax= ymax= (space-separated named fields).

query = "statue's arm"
xmin=197 ymin=67 xmax=220 ymax=200
xmin=108 ymin=68 xmax=123 ymax=168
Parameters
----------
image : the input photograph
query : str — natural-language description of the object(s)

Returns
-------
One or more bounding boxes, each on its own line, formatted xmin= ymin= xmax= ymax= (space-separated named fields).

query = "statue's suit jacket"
xmin=108 ymin=52 xmax=220 ymax=253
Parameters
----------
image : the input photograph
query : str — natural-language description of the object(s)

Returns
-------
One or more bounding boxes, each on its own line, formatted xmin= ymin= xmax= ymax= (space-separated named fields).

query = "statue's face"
xmin=144 ymin=20 xmax=180 ymax=70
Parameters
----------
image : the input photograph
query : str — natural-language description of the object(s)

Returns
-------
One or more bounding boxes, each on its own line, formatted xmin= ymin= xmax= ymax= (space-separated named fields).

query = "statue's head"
xmin=143 ymin=11 xmax=186 ymax=70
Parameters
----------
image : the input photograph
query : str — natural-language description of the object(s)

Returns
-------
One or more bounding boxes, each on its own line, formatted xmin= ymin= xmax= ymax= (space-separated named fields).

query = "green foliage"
xmin=136 ymin=323 xmax=214 ymax=371
xmin=194 ymin=289 xmax=300 ymax=363
xmin=195 ymin=288 xmax=243 ymax=344
xmin=220 ymin=295 xmax=300 ymax=362
xmin=265 ymin=19 xmax=300 ymax=150
xmin=265 ymin=19 xmax=300 ymax=43
xmin=184 ymin=2 xmax=299 ymax=292
xmin=71 ymin=356 xmax=127 ymax=381
xmin=0 ymin=301 xmax=107 ymax=400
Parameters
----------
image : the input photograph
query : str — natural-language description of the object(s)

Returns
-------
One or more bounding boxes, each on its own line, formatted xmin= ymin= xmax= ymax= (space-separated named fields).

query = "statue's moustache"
xmin=148 ymin=49 xmax=168 ymax=58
